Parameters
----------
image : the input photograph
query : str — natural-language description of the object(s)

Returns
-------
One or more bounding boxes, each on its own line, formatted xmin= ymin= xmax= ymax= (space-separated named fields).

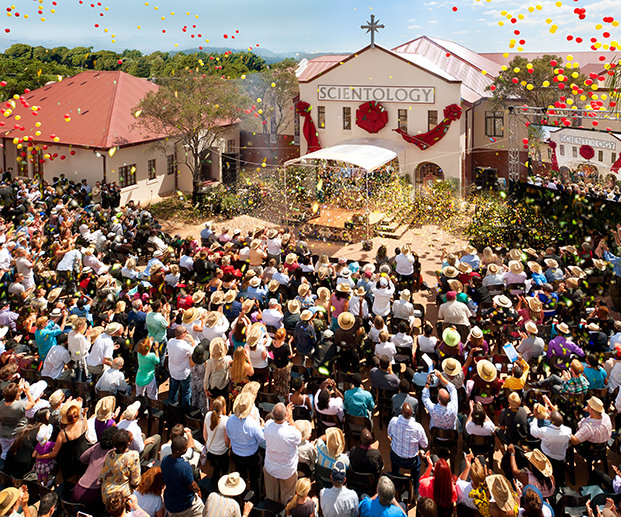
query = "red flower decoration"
xmin=356 ymin=101 xmax=388 ymax=134
xmin=579 ymin=144 xmax=594 ymax=160
xmin=443 ymin=103 xmax=462 ymax=122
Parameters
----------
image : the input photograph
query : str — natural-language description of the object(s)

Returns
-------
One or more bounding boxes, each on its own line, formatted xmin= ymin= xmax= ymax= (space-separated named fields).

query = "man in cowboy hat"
xmin=246 ymin=275 xmax=268 ymax=304
xmin=200 ymin=222 xmax=214 ymax=246
xmin=570 ymin=396 xmax=613 ymax=448
xmin=204 ymin=472 xmax=254 ymax=517
xmin=517 ymin=321 xmax=545 ymax=362
xmin=294 ymin=309 xmax=316 ymax=365
xmin=85 ymin=321 xmax=123 ymax=380
xmin=460 ymin=244 xmax=480 ymax=270
xmin=349 ymin=286 xmax=369 ymax=320
xmin=161 ymin=435 xmax=204 ymax=517
xmin=226 ymin=392 xmax=265 ymax=497
xmin=422 ymin=368 xmax=458 ymax=431
xmin=496 ymin=392 xmax=528 ymax=447
xmin=265 ymin=228 xmax=283 ymax=264
xmin=0 ymin=486 xmax=31 ymax=517
xmin=348 ymin=429 xmax=384 ymax=483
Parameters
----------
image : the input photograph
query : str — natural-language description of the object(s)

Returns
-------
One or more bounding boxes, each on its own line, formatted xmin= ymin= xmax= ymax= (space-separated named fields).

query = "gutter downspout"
xmin=102 ymin=154 xmax=107 ymax=183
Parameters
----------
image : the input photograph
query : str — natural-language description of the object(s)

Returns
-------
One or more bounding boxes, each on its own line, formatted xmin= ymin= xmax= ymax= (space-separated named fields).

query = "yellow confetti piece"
xmin=108 ymin=147 xmax=117 ymax=157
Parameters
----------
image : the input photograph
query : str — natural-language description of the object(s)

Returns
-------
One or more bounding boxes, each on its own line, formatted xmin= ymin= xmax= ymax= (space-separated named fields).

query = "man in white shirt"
xmin=266 ymin=230 xmax=282 ymax=263
xmin=482 ymin=263 xmax=505 ymax=288
xmin=95 ymin=357 xmax=131 ymax=394
xmin=437 ymin=291 xmax=471 ymax=328
xmin=263 ymin=403 xmax=302 ymax=505
xmin=529 ymin=410 xmax=571 ymax=486
xmin=86 ymin=322 xmax=122 ymax=379
xmin=40 ymin=342 xmax=71 ymax=379
xmin=392 ymin=290 xmax=414 ymax=327
xmin=167 ymin=325 xmax=196 ymax=408
xmin=394 ymin=246 xmax=415 ymax=279
xmin=349 ymin=287 xmax=369 ymax=320
xmin=118 ymin=401 xmax=161 ymax=461
xmin=262 ymin=299 xmax=284 ymax=329
xmin=371 ymin=276 xmax=395 ymax=317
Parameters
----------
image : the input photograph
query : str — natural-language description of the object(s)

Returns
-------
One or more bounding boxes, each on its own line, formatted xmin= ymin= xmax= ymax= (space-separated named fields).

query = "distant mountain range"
xmin=175 ymin=46 xmax=343 ymax=63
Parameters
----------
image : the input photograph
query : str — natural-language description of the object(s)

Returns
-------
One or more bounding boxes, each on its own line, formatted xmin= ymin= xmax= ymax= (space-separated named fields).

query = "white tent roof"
xmin=285 ymin=138 xmax=405 ymax=172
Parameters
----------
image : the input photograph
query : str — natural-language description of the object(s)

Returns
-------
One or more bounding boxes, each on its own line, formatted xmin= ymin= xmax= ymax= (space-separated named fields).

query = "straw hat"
xmin=487 ymin=263 xmax=500 ymax=274
xmin=448 ymin=279 xmax=464 ymax=293
xmin=509 ymin=260 xmax=524 ymax=275
xmin=95 ymin=396 xmax=116 ymax=421
xmin=527 ymin=261 xmax=542 ymax=274
xmin=300 ymin=310 xmax=313 ymax=322
xmin=442 ymin=266 xmax=458 ymax=279
xmin=587 ymin=322 xmax=600 ymax=332
xmin=565 ymin=277 xmax=579 ymax=289
xmin=47 ymin=287 xmax=62 ymax=304
xmin=477 ymin=360 xmax=498 ymax=382
xmin=486 ymin=475 xmax=517 ymax=513
xmin=285 ymin=253 xmax=297 ymax=265
xmin=250 ymin=239 xmax=261 ymax=249
xmin=400 ymin=289 xmax=411 ymax=301
xmin=246 ymin=323 xmax=264 ymax=348
xmin=224 ymin=290 xmax=238 ymax=304
xmin=469 ymin=326 xmax=483 ymax=340
xmin=338 ymin=312 xmax=355 ymax=331
xmin=544 ymin=258 xmax=558 ymax=268
xmin=105 ymin=322 xmax=123 ymax=335
xmin=442 ymin=357 xmax=462 ymax=377
xmin=96 ymin=275 xmax=112 ymax=289
xmin=241 ymin=381 xmax=261 ymax=398
xmin=182 ymin=307 xmax=199 ymax=324
xmin=325 ymin=427 xmax=345 ymax=458
xmin=209 ymin=337 xmax=228 ymax=360
xmin=205 ymin=311 xmax=221 ymax=328
xmin=533 ymin=403 xmax=548 ymax=420
xmin=587 ymin=396 xmax=604 ymax=413
xmin=340 ymin=268 xmax=352 ymax=278
xmin=336 ymin=283 xmax=352 ymax=293
xmin=218 ymin=473 xmax=246 ymax=497
xmin=193 ymin=291 xmax=206 ymax=305
xmin=246 ymin=277 xmax=259 ymax=288
xmin=0 ymin=488 xmax=20 ymax=517
xmin=298 ymin=284 xmax=310 ymax=297
xmin=295 ymin=420 xmax=312 ymax=441
xmin=233 ymin=392 xmax=255 ymax=418
xmin=525 ymin=321 xmax=538 ymax=334
xmin=593 ymin=259 xmax=607 ymax=271
xmin=493 ymin=295 xmax=512 ymax=309
xmin=464 ymin=244 xmax=477 ymax=255
xmin=287 ymin=300 xmax=301 ymax=315
xmin=242 ymin=299 xmax=255 ymax=313
xmin=267 ymin=228 xmax=278 ymax=239
xmin=523 ymin=248 xmax=537 ymax=257
xmin=458 ymin=262 xmax=472 ymax=274
xmin=442 ymin=327 xmax=461 ymax=347
xmin=508 ymin=249 xmax=522 ymax=261
xmin=526 ymin=297 xmax=543 ymax=311
xmin=556 ymin=322 xmax=570 ymax=334
xmin=122 ymin=401 xmax=141 ymax=421
xmin=60 ymin=398 xmax=83 ymax=425
xmin=267 ymin=280 xmax=279 ymax=293
xmin=561 ymin=245 xmax=578 ymax=255
xmin=525 ymin=449 xmax=553 ymax=477
xmin=568 ymin=266 xmax=586 ymax=278
xmin=354 ymin=286 xmax=367 ymax=297
xmin=317 ymin=287 xmax=330 ymax=300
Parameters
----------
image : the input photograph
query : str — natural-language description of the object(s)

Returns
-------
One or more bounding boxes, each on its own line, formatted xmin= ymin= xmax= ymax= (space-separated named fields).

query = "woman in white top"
xmin=14 ymin=248 xmax=35 ymax=290
xmin=121 ymin=257 xmax=140 ymax=280
xmin=465 ymin=401 xmax=496 ymax=436
xmin=82 ymin=247 xmax=109 ymax=275
xmin=416 ymin=323 xmax=438 ymax=356
xmin=371 ymin=275 xmax=395 ymax=317
xmin=68 ymin=317 xmax=91 ymax=377
xmin=245 ymin=322 xmax=270 ymax=384
xmin=202 ymin=396 xmax=230 ymax=482
xmin=394 ymin=245 xmax=415 ymax=278
xmin=314 ymin=379 xmax=344 ymax=426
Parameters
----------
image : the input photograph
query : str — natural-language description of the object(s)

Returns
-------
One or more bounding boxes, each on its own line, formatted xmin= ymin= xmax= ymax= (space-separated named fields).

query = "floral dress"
xmin=190 ymin=363 xmax=208 ymax=414
xmin=100 ymin=450 xmax=141 ymax=504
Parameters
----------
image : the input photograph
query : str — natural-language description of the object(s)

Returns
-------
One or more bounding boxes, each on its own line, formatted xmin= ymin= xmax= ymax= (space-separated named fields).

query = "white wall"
xmin=298 ymin=47 xmax=464 ymax=185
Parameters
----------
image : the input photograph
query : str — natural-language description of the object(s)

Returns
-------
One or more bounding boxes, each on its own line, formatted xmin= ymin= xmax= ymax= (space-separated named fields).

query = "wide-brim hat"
xmin=401 ymin=244 xmax=411 ymax=255
xmin=287 ymin=300 xmax=301 ymax=314
xmin=47 ymin=287 xmax=62 ymax=304
xmin=182 ymin=307 xmax=199 ymax=324
xmin=458 ymin=262 xmax=472 ymax=274
xmin=285 ymin=253 xmax=297 ymax=265
xmin=336 ymin=283 xmax=352 ymax=293
xmin=193 ymin=291 xmax=206 ymax=305
xmin=486 ymin=475 xmax=516 ymax=513
xmin=442 ymin=266 xmax=458 ymax=278
xmin=593 ymin=259 xmax=607 ymax=271
xmin=250 ymin=239 xmax=261 ymax=249
xmin=487 ymin=263 xmax=500 ymax=274
xmin=556 ymin=322 xmax=570 ymax=334
xmin=354 ymin=286 xmax=366 ymax=297
xmin=338 ymin=312 xmax=355 ymax=331
xmin=442 ymin=357 xmax=462 ymax=376
xmin=246 ymin=322 xmax=264 ymax=348
xmin=105 ymin=322 xmax=123 ymax=335
xmin=211 ymin=291 xmax=225 ymax=305
xmin=525 ymin=321 xmax=538 ymax=334
xmin=267 ymin=229 xmax=278 ymax=239
xmin=340 ymin=268 xmax=352 ymax=278
xmin=587 ymin=396 xmax=604 ymax=413
xmin=525 ymin=449 xmax=553 ymax=477
xmin=509 ymin=260 xmax=524 ymax=275
xmin=96 ymin=275 xmax=112 ymax=289
xmin=300 ymin=310 xmax=313 ymax=321
xmin=82 ymin=266 xmax=93 ymax=275
xmin=0 ymin=488 xmax=20 ymax=517
xmin=526 ymin=297 xmax=542 ymax=312
xmin=569 ymin=266 xmax=586 ymax=279
xmin=298 ymin=283 xmax=310 ymax=297
xmin=224 ymin=289 xmax=238 ymax=304
xmin=523 ymin=248 xmax=537 ymax=257
xmin=249 ymin=277 xmax=261 ymax=288
xmin=218 ymin=473 xmax=246 ymax=497
xmin=267 ymin=279 xmax=280 ymax=292
xmin=493 ymin=295 xmax=512 ymax=309
xmin=464 ymin=244 xmax=477 ymax=255
xmin=469 ymin=326 xmax=483 ymax=340
xmin=508 ymin=249 xmax=522 ymax=261
xmin=442 ymin=327 xmax=461 ymax=347
xmin=318 ymin=287 xmax=331 ymax=300
xmin=527 ymin=261 xmax=542 ymax=274
xmin=232 ymin=392 xmax=255 ymax=418
xmin=477 ymin=359 xmax=498 ymax=382
xmin=587 ymin=322 xmax=601 ymax=332
xmin=192 ymin=344 xmax=208 ymax=365
xmin=295 ymin=419 xmax=312 ymax=441
xmin=561 ymin=245 xmax=578 ymax=255
xmin=448 ymin=279 xmax=464 ymax=293
xmin=122 ymin=401 xmax=142 ymax=421
xmin=95 ymin=396 xmax=116 ymax=421
xmin=400 ymin=289 xmax=411 ymax=301
xmin=60 ymin=398 xmax=83 ymax=425
xmin=205 ymin=311 xmax=220 ymax=328
xmin=544 ymin=258 xmax=558 ymax=268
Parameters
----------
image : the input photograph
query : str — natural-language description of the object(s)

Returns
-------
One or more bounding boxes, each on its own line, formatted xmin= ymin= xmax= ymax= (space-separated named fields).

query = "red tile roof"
xmin=2 ymin=70 xmax=168 ymax=148
xmin=296 ymin=54 xmax=351 ymax=83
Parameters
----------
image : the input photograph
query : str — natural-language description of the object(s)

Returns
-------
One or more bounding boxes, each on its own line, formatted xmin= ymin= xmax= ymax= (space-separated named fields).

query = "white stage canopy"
xmin=285 ymin=137 xmax=405 ymax=172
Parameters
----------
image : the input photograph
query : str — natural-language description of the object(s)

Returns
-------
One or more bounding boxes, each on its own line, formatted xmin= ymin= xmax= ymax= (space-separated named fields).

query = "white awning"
xmin=285 ymin=137 xmax=405 ymax=172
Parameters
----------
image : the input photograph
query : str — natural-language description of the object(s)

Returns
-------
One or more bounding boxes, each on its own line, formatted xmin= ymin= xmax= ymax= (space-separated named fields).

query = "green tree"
xmin=134 ymin=70 xmax=249 ymax=195
xmin=489 ymin=55 xmax=586 ymax=108
xmin=5 ymin=44 xmax=32 ymax=59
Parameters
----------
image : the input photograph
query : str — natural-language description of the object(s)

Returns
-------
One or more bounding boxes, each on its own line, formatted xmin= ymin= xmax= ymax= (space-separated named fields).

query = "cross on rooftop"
xmin=361 ymin=14 xmax=385 ymax=48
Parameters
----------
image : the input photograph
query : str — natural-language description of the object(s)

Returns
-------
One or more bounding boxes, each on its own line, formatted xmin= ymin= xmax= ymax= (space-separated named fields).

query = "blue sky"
xmin=0 ymin=0 xmax=618 ymax=55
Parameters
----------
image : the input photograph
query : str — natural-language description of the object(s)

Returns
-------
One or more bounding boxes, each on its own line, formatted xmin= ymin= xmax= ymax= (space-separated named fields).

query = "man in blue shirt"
xmin=226 ymin=392 xmax=265 ymax=497
xmin=200 ymin=222 xmax=213 ymax=245
xmin=161 ymin=435 xmax=204 ymax=517
xmin=359 ymin=476 xmax=406 ymax=516
xmin=344 ymin=373 xmax=375 ymax=418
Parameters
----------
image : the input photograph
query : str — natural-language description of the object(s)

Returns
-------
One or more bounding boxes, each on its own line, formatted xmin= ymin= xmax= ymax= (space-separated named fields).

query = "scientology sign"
xmin=317 ymin=85 xmax=435 ymax=103
xmin=558 ymin=133 xmax=617 ymax=150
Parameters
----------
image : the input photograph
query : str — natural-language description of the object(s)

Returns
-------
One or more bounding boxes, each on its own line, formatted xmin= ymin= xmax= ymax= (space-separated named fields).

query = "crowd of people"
xmin=527 ymin=175 xmax=621 ymax=202
xmin=0 ymin=174 xmax=618 ymax=517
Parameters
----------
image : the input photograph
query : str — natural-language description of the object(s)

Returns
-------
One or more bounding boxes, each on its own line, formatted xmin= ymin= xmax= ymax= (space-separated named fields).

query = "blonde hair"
xmin=230 ymin=347 xmax=248 ymax=384
xmin=115 ymin=300 xmax=126 ymax=313
xmin=285 ymin=478 xmax=311 ymax=514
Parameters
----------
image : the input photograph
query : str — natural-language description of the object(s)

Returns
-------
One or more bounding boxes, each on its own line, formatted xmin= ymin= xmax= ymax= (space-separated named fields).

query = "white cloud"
xmin=408 ymin=24 xmax=422 ymax=29
xmin=429 ymin=19 xmax=438 ymax=24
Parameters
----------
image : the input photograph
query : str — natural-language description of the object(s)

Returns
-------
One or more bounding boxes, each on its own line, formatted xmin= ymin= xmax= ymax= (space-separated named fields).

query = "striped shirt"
xmin=204 ymin=492 xmax=240 ymax=517
xmin=575 ymin=413 xmax=613 ymax=444
xmin=387 ymin=415 xmax=428 ymax=459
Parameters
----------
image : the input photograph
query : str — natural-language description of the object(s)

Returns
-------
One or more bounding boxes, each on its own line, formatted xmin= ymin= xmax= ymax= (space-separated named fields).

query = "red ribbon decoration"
xmin=393 ymin=103 xmax=462 ymax=150
xmin=295 ymin=101 xmax=321 ymax=152
xmin=548 ymin=141 xmax=559 ymax=171
xmin=612 ymin=153 xmax=621 ymax=173
xmin=355 ymin=101 xmax=388 ymax=134
xmin=579 ymin=144 xmax=594 ymax=160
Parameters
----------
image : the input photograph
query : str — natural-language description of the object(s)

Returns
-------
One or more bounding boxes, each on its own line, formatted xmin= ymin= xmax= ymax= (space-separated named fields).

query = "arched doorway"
xmin=415 ymin=162 xmax=444 ymax=187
